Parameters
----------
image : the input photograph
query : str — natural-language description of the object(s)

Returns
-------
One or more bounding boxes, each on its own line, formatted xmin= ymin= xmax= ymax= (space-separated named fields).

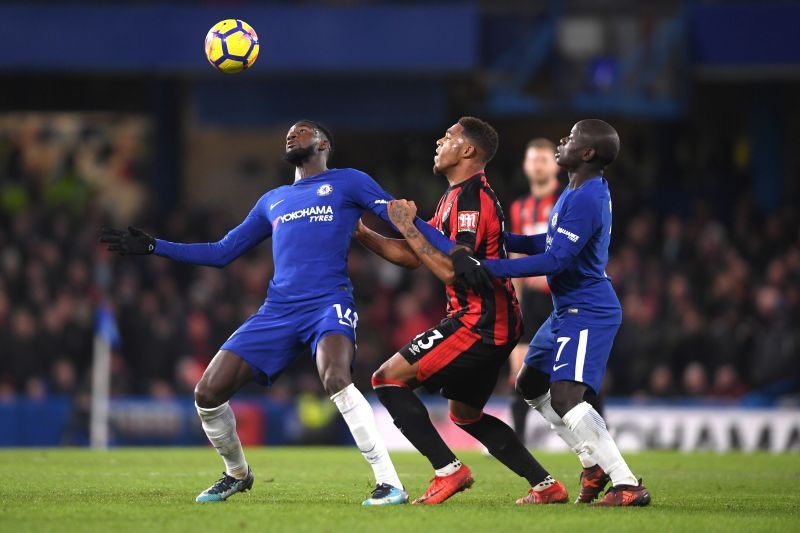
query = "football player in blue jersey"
xmin=100 ymin=120 xmax=453 ymax=506
xmin=409 ymin=119 xmax=651 ymax=507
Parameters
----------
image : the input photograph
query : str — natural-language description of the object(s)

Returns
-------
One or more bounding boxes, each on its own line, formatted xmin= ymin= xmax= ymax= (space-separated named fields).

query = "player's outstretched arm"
xmin=353 ymin=219 xmax=421 ymax=269
xmin=154 ymin=213 xmax=272 ymax=268
xmin=387 ymin=200 xmax=457 ymax=284
xmin=485 ymin=195 xmax=596 ymax=278
xmin=353 ymin=170 xmax=456 ymax=255
xmin=101 ymin=211 xmax=272 ymax=268
xmin=483 ymin=242 xmax=573 ymax=278
xmin=504 ymin=232 xmax=547 ymax=255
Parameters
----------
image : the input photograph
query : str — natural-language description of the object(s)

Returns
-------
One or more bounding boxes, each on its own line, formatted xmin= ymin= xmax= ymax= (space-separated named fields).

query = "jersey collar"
xmin=449 ymin=170 xmax=485 ymax=190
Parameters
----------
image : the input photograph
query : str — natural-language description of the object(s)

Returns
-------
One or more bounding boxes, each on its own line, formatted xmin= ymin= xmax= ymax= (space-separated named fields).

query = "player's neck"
xmin=530 ymin=177 xmax=557 ymax=198
xmin=446 ymin=164 xmax=484 ymax=187
xmin=295 ymin=162 xmax=328 ymax=181
xmin=567 ymin=167 xmax=602 ymax=190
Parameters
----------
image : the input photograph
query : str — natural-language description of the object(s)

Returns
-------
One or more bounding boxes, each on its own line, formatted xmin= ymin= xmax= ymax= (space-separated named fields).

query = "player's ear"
xmin=318 ymin=138 xmax=331 ymax=153
xmin=582 ymin=147 xmax=596 ymax=162
xmin=462 ymin=143 xmax=478 ymax=160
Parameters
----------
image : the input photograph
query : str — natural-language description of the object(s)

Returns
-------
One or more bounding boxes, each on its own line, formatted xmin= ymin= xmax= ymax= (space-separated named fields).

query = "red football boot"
xmin=413 ymin=464 xmax=474 ymax=505
xmin=592 ymin=479 xmax=651 ymax=507
xmin=575 ymin=465 xmax=610 ymax=504
xmin=516 ymin=480 xmax=569 ymax=504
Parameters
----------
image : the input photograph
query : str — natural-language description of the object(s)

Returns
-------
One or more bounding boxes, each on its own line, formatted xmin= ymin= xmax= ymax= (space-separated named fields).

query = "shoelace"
xmin=371 ymin=483 xmax=394 ymax=498
xmin=422 ymin=477 xmax=445 ymax=497
xmin=208 ymin=473 xmax=237 ymax=493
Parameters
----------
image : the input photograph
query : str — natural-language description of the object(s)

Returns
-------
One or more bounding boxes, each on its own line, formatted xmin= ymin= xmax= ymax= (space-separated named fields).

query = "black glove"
xmin=99 ymin=226 xmax=155 ymax=255
xmin=451 ymin=247 xmax=495 ymax=291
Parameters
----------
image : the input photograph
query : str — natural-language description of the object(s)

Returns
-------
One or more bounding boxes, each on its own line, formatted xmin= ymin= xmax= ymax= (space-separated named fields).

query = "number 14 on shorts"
xmin=333 ymin=303 xmax=358 ymax=330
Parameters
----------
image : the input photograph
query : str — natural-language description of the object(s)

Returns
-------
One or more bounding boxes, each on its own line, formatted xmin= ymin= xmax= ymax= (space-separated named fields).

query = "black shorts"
xmin=518 ymin=289 xmax=554 ymax=344
xmin=399 ymin=318 xmax=515 ymax=409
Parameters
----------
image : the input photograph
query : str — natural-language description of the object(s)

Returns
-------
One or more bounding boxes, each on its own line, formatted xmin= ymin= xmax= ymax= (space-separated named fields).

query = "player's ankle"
xmin=434 ymin=459 xmax=462 ymax=477
xmin=532 ymin=475 xmax=556 ymax=492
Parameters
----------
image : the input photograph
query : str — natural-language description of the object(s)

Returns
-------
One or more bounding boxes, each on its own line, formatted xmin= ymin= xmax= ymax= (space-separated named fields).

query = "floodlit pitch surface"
xmin=1 ymin=448 xmax=797 ymax=532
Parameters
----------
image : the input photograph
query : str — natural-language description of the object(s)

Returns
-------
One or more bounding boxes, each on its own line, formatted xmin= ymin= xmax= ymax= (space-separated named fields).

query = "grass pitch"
xmin=0 ymin=448 xmax=797 ymax=532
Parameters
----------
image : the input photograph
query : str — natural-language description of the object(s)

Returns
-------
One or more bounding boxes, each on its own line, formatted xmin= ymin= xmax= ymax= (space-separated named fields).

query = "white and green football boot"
xmin=362 ymin=483 xmax=408 ymax=506
xmin=195 ymin=468 xmax=254 ymax=502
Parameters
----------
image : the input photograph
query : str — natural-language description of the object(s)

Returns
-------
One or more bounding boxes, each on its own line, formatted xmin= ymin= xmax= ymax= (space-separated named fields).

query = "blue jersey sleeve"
xmin=349 ymin=170 xmax=456 ymax=254
xmin=485 ymin=190 xmax=598 ymax=278
xmin=154 ymin=195 xmax=272 ymax=268
xmin=504 ymin=232 xmax=547 ymax=255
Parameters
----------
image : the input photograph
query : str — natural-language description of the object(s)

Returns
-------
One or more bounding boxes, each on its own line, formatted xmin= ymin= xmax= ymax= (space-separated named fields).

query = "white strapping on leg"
xmin=331 ymin=383 xmax=403 ymax=489
xmin=562 ymin=402 xmax=638 ymax=487
xmin=196 ymin=402 xmax=248 ymax=479
xmin=526 ymin=391 xmax=596 ymax=468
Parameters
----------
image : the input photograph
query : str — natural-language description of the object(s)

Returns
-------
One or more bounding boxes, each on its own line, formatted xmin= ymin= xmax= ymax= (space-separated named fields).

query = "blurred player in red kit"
xmin=507 ymin=138 xmax=562 ymax=439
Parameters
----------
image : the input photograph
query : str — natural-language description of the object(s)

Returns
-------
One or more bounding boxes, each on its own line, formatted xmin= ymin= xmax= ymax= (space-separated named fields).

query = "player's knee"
xmin=194 ymin=381 xmax=223 ymax=409
xmin=371 ymin=363 xmax=398 ymax=390
xmin=371 ymin=366 xmax=388 ymax=390
xmin=320 ymin=370 xmax=350 ymax=396
xmin=515 ymin=367 xmax=549 ymax=400
xmin=514 ymin=378 xmax=532 ymax=399
xmin=549 ymin=390 xmax=580 ymax=418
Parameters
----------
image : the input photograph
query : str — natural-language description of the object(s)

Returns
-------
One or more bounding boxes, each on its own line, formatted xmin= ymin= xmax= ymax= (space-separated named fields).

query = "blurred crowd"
xmin=607 ymin=201 xmax=800 ymax=400
xmin=0 ymin=113 xmax=798 ymax=405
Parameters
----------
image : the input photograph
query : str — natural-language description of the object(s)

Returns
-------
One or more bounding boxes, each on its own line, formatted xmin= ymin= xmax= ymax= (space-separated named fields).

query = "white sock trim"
xmin=196 ymin=401 xmax=229 ymax=418
xmin=435 ymin=459 xmax=462 ymax=477
xmin=330 ymin=383 xmax=357 ymax=408
xmin=532 ymin=475 xmax=556 ymax=491
xmin=524 ymin=391 xmax=551 ymax=411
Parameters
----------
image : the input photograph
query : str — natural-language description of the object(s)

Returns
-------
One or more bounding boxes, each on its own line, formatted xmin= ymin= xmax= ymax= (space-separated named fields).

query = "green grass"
xmin=0 ymin=448 xmax=798 ymax=532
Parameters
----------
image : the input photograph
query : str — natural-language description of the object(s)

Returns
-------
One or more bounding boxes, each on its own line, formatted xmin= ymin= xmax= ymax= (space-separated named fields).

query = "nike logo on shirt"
xmin=470 ymin=257 xmax=481 ymax=266
xmin=270 ymin=199 xmax=285 ymax=210
xmin=553 ymin=363 xmax=569 ymax=371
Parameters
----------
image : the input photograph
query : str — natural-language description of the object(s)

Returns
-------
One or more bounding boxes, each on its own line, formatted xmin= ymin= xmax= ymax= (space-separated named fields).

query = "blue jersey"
xmin=154 ymin=167 xmax=452 ymax=304
xmin=485 ymin=176 xmax=621 ymax=322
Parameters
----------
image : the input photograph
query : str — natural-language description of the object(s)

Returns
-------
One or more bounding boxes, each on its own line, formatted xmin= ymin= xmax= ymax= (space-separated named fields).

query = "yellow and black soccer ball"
xmin=204 ymin=19 xmax=259 ymax=74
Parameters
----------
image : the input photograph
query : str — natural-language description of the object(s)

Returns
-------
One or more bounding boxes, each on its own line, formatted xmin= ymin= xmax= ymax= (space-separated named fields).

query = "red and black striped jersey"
xmin=509 ymin=189 xmax=560 ymax=294
xmin=509 ymin=191 xmax=559 ymax=236
xmin=429 ymin=172 xmax=522 ymax=346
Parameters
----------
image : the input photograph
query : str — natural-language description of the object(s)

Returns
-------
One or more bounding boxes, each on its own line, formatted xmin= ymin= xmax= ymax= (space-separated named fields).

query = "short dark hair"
xmin=526 ymin=138 xmax=556 ymax=152
xmin=458 ymin=116 xmax=499 ymax=164
xmin=295 ymin=119 xmax=334 ymax=156
xmin=576 ymin=119 xmax=619 ymax=167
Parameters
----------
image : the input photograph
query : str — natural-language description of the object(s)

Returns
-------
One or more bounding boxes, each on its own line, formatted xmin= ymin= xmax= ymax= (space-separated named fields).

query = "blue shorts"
xmin=524 ymin=312 xmax=620 ymax=394
xmin=221 ymin=296 xmax=358 ymax=386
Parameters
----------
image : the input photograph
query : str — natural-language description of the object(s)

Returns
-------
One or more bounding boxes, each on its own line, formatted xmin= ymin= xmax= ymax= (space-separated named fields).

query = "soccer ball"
xmin=205 ymin=19 xmax=259 ymax=74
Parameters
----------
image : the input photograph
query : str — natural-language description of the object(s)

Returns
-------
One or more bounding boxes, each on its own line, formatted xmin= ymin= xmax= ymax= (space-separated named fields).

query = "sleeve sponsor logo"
xmin=373 ymin=199 xmax=389 ymax=205
xmin=457 ymin=211 xmax=479 ymax=233
xmin=557 ymin=226 xmax=580 ymax=243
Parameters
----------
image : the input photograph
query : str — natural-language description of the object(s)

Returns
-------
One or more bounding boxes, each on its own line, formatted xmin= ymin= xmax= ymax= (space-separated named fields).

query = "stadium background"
xmin=1 ymin=0 xmax=798 ymax=451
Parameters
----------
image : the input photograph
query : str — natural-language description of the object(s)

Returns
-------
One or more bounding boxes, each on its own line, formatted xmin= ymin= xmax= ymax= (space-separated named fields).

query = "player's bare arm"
xmin=387 ymin=199 xmax=456 ymax=284
xmin=353 ymin=218 xmax=422 ymax=269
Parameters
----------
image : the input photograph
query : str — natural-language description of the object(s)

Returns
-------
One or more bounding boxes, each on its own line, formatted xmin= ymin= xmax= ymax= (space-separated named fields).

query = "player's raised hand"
xmin=450 ymin=247 xmax=495 ymax=291
xmin=387 ymin=199 xmax=417 ymax=228
xmin=99 ymin=226 xmax=155 ymax=255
